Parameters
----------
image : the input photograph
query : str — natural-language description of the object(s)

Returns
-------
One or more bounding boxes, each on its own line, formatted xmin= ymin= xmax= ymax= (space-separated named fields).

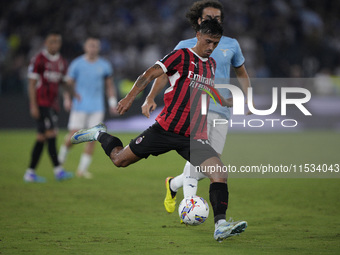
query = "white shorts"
xmin=207 ymin=111 xmax=229 ymax=155
xmin=68 ymin=111 xmax=104 ymax=130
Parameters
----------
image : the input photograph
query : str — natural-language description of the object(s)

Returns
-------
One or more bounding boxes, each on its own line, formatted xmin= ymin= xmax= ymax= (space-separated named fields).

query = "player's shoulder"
xmin=218 ymin=36 xmax=239 ymax=47
xmin=219 ymin=36 xmax=240 ymax=46
xmin=97 ymin=57 xmax=111 ymax=66
xmin=31 ymin=51 xmax=45 ymax=63
xmin=71 ymin=55 xmax=85 ymax=64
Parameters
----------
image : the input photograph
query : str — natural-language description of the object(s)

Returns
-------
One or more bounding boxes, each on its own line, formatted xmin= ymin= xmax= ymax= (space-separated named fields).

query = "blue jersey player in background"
xmin=141 ymin=0 xmax=251 ymax=233
xmin=59 ymin=37 xmax=118 ymax=179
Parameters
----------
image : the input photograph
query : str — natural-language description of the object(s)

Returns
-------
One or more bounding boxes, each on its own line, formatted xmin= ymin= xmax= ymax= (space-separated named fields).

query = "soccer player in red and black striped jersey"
xmin=24 ymin=32 xmax=74 ymax=183
xmin=71 ymin=19 xmax=239 ymax=241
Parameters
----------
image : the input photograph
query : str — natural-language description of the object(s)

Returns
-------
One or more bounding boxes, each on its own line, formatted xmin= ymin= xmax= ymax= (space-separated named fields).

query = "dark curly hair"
xmin=199 ymin=19 xmax=223 ymax=37
xmin=186 ymin=0 xmax=224 ymax=32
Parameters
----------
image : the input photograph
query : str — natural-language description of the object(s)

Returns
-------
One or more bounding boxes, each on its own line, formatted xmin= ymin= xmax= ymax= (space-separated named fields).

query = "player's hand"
xmin=30 ymin=105 xmax=40 ymax=119
xmin=63 ymin=97 xmax=72 ymax=112
xmin=109 ymin=106 xmax=119 ymax=116
xmin=245 ymin=99 xmax=252 ymax=115
xmin=141 ymin=97 xmax=157 ymax=118
xmin=117 ymin=96 xmax=134 ymax=115
xmin=74 ymin=93 xmax=81 ymax=102
xmin=225 ymin=97 xmax=233 ymax=108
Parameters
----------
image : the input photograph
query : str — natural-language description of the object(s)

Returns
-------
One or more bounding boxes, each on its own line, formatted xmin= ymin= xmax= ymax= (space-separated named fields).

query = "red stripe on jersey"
xmin=156 ymin=48 xmax=216 ymax=140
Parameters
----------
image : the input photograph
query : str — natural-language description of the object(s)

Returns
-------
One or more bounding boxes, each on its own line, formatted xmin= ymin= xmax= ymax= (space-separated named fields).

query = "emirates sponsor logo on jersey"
xmin=43 ymin=70 xmax=63 ymax=82
xmin=188 ymin=71 xmax=214 ymax=87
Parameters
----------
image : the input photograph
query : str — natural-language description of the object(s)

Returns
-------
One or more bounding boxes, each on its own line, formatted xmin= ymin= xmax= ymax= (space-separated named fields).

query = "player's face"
xmin=45 ymin=34 xmax=62 ymax=55
xmin=196 ymin=32 xmax=221 ymax=58
xmin=198 ymin=7 xmax=222 ymax=25
xmin=84 ymin=39 xmax=100 ymax=57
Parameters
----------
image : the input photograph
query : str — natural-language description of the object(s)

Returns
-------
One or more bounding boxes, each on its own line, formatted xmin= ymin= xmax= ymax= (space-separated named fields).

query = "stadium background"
xmin=0 ymin=0 xmax=340 ymax=130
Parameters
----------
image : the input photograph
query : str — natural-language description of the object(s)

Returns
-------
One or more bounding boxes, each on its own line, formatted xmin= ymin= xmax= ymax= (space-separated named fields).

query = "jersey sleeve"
xmin=155 ymin=49 xmax=182 ymax=74
xmin=67 ymin=59 xmax=78 ymax=81
xmin=27 ymin=55 xmax=43 ymax=80
xmin=103 ymin=60 xmax=113 ymax=78
xmin=231 ymin=39 xmax=245 ymax=68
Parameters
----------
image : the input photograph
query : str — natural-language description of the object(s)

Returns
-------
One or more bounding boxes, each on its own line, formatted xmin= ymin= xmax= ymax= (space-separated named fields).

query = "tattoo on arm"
xmin=135 ymin=75 xmax=148 ymax=88
xmin=152 ymin=64 xmax=161 ymax=70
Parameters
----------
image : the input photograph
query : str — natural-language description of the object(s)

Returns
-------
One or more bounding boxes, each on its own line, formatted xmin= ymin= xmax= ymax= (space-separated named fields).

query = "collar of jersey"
xmin=189 ymin=48 xmax=208 ymax=62
xmin=42 ymin=49 xmax=60 ymax=62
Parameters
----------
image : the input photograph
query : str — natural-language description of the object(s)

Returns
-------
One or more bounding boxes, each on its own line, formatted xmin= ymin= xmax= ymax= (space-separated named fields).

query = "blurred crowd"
xmin=1 ymin=0 xmax=340 ymax=95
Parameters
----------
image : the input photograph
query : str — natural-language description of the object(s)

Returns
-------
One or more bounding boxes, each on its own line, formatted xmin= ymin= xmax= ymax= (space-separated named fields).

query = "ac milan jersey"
xmin=28 ymin=49 xmax=67 ymax=108
xmin=155 ymin=48 xmax=216 ymax=140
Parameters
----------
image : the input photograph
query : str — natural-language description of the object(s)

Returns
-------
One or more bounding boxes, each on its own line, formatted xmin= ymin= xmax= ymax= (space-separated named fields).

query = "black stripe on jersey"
xmin=178 ymin=53 xmax=200 ymax=135
xmin=190 ymin=58 xmax=208 ymax=137
xmin=167 ymin=49 xmax=191 ymax=133
xmin=160 ymin=50 xmax=182 ymax=75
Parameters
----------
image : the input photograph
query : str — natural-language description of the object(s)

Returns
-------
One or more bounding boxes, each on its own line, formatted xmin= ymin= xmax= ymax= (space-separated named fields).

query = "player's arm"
xmin=234 ymin=64 xmax=250 ymax=96
xmin=62 ymin=78 xmax=75 ymax=112
xmin=105 ymin=76 xmax=118 ymax=115
xmin=141 ymin=74 xmax=168 ymax=118
xmin=234 ymin=64 xmax=251 ymax=114
xmin=28 ymin=78 xmax=39 ymax=119
xmin=117 ymin=64 xmax=165 ymax=115
xmin=214 ymin=89 xmax=233 ymax=107
xmin=61 ymin=78 xmax=80 ymax=104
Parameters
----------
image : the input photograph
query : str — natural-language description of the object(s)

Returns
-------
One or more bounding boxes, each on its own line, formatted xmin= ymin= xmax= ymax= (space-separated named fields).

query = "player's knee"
xmin=112 ymin=158 xmax=130 ymax=168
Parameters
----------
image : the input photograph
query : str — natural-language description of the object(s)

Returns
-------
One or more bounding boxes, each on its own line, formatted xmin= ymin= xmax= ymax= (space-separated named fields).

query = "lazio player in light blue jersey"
xmin=59 ymin=37 xmax=118 ymax=179
xmin=141 ymin=1 xmax=250 ymax=241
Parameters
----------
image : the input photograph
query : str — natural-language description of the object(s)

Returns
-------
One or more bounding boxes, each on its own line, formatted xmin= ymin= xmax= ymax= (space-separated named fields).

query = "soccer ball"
xmin=178 ymin=196 xmax=209 ymax=225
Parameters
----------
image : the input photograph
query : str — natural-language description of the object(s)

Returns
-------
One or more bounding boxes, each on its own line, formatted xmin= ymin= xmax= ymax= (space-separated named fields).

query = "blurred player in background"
xmin=24 ymin=32 xmax=75 ymax=183
xmin=141 ymin=0 xmax=251 ymax=218
xmin=71 ymin=19 xmax=247 ymax=241
xmin=58 ymin=37 xmax=118 ymax=179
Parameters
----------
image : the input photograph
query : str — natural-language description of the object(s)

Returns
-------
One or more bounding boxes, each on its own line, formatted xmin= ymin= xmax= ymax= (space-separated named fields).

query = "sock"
xmin=182 ymin=161 xmax=203 ymax=198
xmin=58 ymin=145 xmax=69 ymax=164
xmin=54 ymin=165 xmax=63 ymax=175
xmin=77 ymin=153 xmax=92 ymax=173
xmin=97 ymin=132 xmax=123 ymax=157
xmin=26 ymin=168 xmax=35 ymax=174
xmin=209 ymin=182 xmax=229 ymax=223
xmin=183 ymin=176 xmax=198 ymax=198
xmin=170 ymin=173 xmax=183 ymax=192
xmin=215 ymin=219 xmax=227 ymax=229
xmin=29 ymin=141 xmax=44 ymax=169
xmin=47 ymin=137 xmax=60 ymax=167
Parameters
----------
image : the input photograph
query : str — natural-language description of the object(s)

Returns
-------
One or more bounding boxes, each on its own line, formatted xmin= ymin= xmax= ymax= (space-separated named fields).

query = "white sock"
xmin=183 ymin=176 xmax=198 ymax=198
xmin=94 ymin=131 xmax=103 ymax=140
xmin=77 ymin=153 xmax=92 ymax=173
xmin=54 ymin=165 xmax=63 ymax=174
xmin=58 ymin=145 xmax=69 ymax=164
xmin=26 ymin=168 xmax=35 ymax=174
xmin=170 ymin=173 xmax=184 ymax=192
xmin=215 ymin=219 xmax=227 ymax=230
xmin=182 ymin=161 xmax=199 ymax=197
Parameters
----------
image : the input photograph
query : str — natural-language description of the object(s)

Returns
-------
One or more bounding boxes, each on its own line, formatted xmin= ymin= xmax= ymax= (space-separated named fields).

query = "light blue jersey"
xmin=67 ymin=55 xmax=113 ymax=112
xmin=174 ymin=36 xmax=244 ymax=119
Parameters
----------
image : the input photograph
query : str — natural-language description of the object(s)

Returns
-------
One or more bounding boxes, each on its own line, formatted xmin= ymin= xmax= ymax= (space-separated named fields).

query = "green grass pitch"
xmin=0 ymin=130 xmax=339 ymax=254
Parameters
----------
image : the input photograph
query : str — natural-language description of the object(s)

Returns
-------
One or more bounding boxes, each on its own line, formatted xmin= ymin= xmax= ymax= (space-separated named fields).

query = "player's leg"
xmin=24 ymin=107 xmax=50 ymax=183
xmin=43 ymin=108 xmax=73 ymax=181
xmin=71 ymin=123 xmax=142 ymax=167
xmin=58 ymin=111 xmax=87 ymax=164
xmin=77 ymin=112 xmax=104 ymax=178
xmin=182 ymin=162 xmax=206 ymax=197
xmin=164 ymin=161 xmax=205 ymax=213
xmin=166 ymin=112 xmax=228 ymax=209
xmin=24 ymin=130 xmax=46 ymax=183
xmin=200 ymin=156 xmax=247 ymax=241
